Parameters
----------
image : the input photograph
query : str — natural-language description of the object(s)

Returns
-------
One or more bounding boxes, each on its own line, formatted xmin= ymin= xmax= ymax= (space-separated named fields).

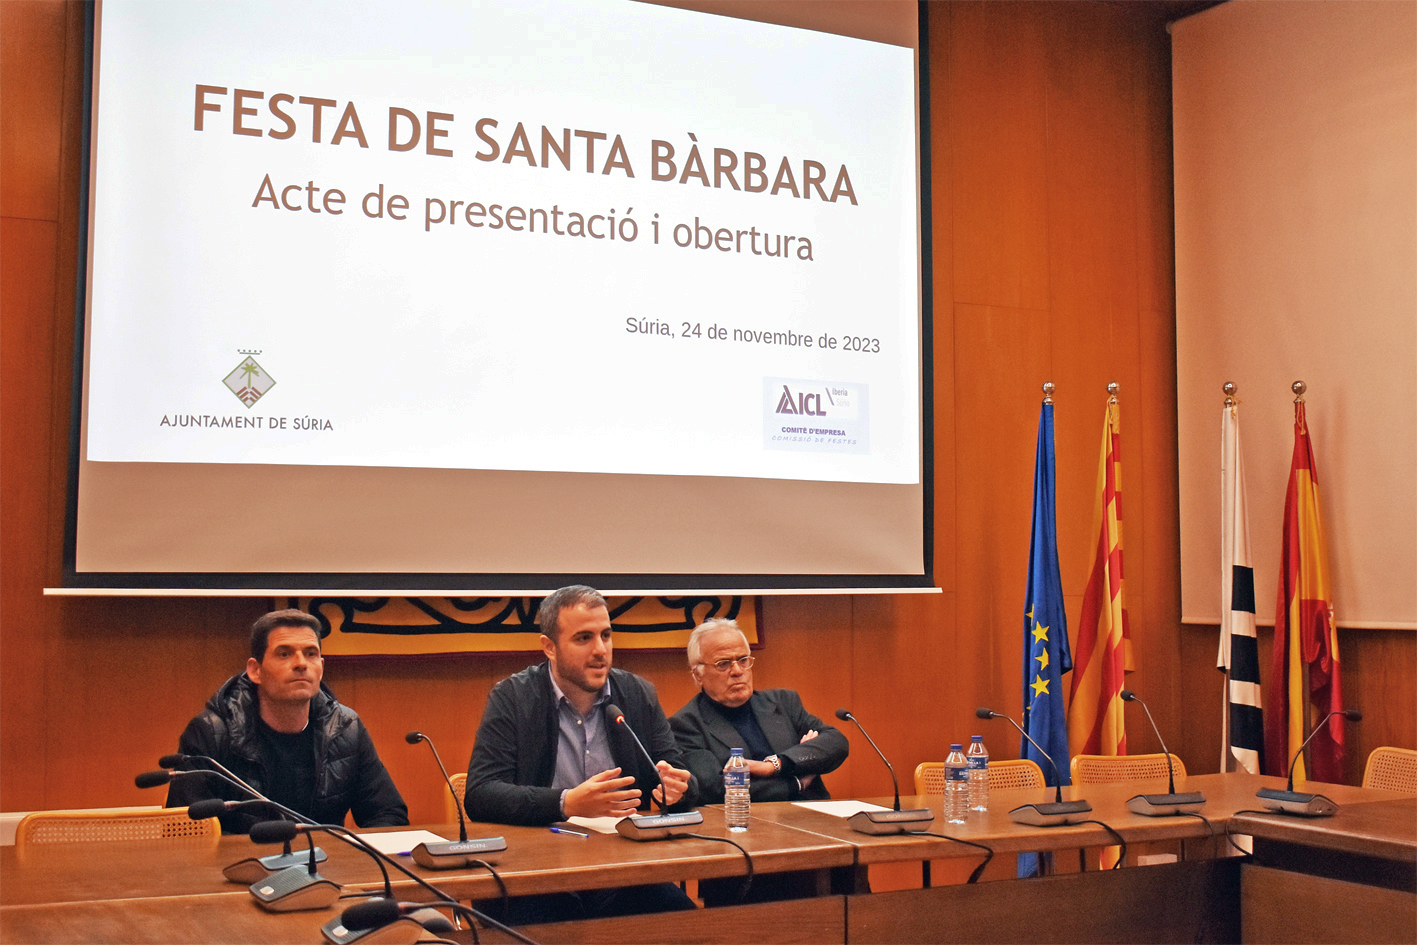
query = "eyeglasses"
xmin=704 ymin=656 xmax=755 ymax=673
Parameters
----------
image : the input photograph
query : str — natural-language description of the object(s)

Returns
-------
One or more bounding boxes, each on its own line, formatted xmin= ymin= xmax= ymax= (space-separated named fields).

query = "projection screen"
xmin=1173 ymin=0 xmax=1416 ymax=629
xmin=64 ymin=0 xmax=932 ymax=594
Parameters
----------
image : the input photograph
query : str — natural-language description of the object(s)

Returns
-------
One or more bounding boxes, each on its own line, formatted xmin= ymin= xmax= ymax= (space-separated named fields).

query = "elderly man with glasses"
xmin=670 ymin=617 xmax=848 ymax=803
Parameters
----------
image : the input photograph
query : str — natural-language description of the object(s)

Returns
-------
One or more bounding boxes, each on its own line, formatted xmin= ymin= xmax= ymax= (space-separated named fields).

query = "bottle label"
xmin=725 ymin=771 xmax=749 ymax=788
xmin=947 ymin=767 xmax=968 ymax=782
xmin=967 ymin=757 xmax=988 ymax=770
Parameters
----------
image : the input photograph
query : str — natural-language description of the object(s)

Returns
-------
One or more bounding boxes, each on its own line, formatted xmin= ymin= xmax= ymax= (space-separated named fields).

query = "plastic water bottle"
xmin=944 ymin=743 xmax=968 ymax=824
xmin=966 ymin=734 xmax=990 ymax=812
xmin=724 ymin=748 xmax=750 ymax=832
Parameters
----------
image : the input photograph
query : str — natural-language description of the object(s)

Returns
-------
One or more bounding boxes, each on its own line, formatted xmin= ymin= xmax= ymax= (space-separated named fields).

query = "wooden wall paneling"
xmin=927 ymin=0 xmax=957 ymax=592
xmin=1 ymin=217 xmax=60 ymax=813
xmin=1132 ymin=300 xmax=1184 ymax=761
xmin=1129 ymin=8 xmax=1186 ymax=763
xmin=0 ymin=0 xmax=69 ymax=816
xmin=1335 ymin=627 xmax=1417 ymax=786
xmin=949 ymin=2 xmax=1051 ymax=311
xmin=751 ymin=596 xmax=856 ymax=799
xmin=1180 ymin=623 xmax=1228 ymax=774
xmin=952 ymin=304 xmax=1052 ymax=734
xmin=761 ymin=597 xmax=859 ymax=796
xmin=43 ymin=597 xmax=267 ymax=809
xmin=18 ymin=0 xmax=1394 ymax=826
xmin=0 ymin=1 xmax=66 ymax=219
xmin=851 ymin=594 xmax=957 ymax=793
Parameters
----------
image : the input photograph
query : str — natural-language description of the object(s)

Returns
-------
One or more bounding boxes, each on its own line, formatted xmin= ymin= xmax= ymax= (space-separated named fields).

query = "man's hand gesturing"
xmin=564 ymin=767 xmax=640 ymax=819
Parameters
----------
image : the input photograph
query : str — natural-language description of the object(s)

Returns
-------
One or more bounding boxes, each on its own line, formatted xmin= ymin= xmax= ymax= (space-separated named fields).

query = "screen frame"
xmin=58 ymin=0 xmax=936 ymax=596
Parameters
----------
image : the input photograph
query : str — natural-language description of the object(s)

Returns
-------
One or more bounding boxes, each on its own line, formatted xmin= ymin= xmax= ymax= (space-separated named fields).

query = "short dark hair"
xmin=536 ymin=585 xmax=608 ymax=641
xmin=250 ymin=609 xmax=322 ymax=661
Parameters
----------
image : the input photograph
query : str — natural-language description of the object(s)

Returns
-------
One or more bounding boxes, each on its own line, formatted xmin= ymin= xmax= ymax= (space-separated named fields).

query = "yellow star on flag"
xmin=1032 ymin=622 xmax=1048 ymax=645
xmin=1035 ymin=649 xmax=1050 ymax=671
xmin=1030 ymin=674 xmax=1050 ymax=698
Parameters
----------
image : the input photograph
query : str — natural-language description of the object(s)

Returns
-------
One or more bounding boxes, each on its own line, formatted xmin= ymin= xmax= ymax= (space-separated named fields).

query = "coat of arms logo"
xmin=223 ymin=350 xmax=275 ymax=407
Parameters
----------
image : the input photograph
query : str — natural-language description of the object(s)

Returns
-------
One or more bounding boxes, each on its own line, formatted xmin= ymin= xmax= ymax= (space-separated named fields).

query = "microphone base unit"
xmin=846 ymin=808 xmax=935 ymax=835
xmin=1256 ymin=787 xmax=1339 ymax=817
xmin=1008 ymin=800 xmax=1093 ymax=827
xmin=410 ymin=836 xmax=508 ymax=869
xmin=260 ymin=846 xmax=328 ymax=870
xmin=322 ymin=914 xmax=424 ymax=945
xmin=223 ymin=847 xmax=330 ymax=883
xmin=249 ymin=865 xmax=342 ymax=912
xmin=1126 ymin=792 xmax=1207 ymax=817
xmin=615 ymin=811 xmax=705 ymax=841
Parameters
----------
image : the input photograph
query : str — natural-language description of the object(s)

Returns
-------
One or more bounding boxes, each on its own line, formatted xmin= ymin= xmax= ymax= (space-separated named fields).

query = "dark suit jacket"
xmin=464 ymin=662 xmax=697 ymax=825
xmin=670 ymin=689 xmax=848 ymax=802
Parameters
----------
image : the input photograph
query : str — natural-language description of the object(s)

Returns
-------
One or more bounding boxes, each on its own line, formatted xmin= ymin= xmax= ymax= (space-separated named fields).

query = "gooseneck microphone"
xmin=605 ymin=703 xmax=704 ymax=840
xmin=976 ymin=707 xmax=1092 ymax=826
xmin=405 ymin=732 xmax=467 ymax=840
xmin=243 ymin=820 xmax=341 ymax=912
xmin=337 ymin=898 xmax=539 ymax=945
xmin=1256 ymin=708 xmax=1362 ymax=816
xmin=1118 ymin=690 xmax=1206 ymax=816
xmin=403 ymin=732 xmax=508 ymax=867
xmin=137 ymin=764 xmax=328 ymax=878
xmin=249 ymin=820 xmax=538 ymax=945
xmin=835 ymin=708 xmax=933 ymax=834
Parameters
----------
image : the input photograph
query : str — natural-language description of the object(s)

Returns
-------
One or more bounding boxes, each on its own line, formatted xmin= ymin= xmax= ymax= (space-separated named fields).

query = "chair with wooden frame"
xmin=912 ymin=759 xmax=1048 ymax=885
xmin=448 ymin=772 xmax=468 ymax=825
xmin=1362 ymin=747 xmax=1417 ymax=793
xmin=1070 ymin=753 xmax=1189 ymax=868
xmin=913 ymin=758 xmax=1046 ymax=796
xmin=15 ymin=807 xmax=220 ymax=858
xmin=1070 ymin=752 xmax=1187 ymax=785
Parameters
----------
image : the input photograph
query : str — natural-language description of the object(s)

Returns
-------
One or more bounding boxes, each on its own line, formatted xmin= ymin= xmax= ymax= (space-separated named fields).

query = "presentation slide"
xmin=85 ymin=0 xmax=920 ymax=485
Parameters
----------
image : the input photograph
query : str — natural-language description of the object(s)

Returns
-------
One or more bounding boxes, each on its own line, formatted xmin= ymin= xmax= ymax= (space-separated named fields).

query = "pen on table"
xmin=549 ymin=826 xmax=589 ymax=838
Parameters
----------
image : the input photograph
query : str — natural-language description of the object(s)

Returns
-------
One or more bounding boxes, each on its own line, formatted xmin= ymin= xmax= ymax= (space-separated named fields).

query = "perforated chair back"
xmin=448 ymin=772 xmax=468 ymax=824
xmin=1070 ymin=753 xmax=1187 ymax=785
xmin=987 ymin=758 xmax=1046 ymax=791
xmin=914 ymin=758 xmax=1046 ymax=796
xmin=15 ymin=807 xmax=220 ymax=855
xmin=914 ymin=762 xmax=945 ymax=796
xmin=1362 ymin=747 xmax=1417 ymax=793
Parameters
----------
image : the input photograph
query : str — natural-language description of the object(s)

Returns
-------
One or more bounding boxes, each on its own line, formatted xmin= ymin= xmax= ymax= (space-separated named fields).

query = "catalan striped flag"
xmin=1264 ymin=401 xmax=1344 ymax=783
xmin=1068 ymin=393 xmax=1133 ymax=760
xmin=1217 ymin=397 xmax=1264 ymax=775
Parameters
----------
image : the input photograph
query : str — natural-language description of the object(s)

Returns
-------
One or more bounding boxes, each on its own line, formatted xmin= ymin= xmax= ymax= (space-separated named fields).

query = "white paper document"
xmin=791 ymin=800 xmax=892 ymax=818
xmin=354 ymin=829 xmax=450 ymax=855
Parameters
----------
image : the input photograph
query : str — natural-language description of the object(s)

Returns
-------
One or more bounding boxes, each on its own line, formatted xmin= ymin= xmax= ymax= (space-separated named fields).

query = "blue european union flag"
xmin=1019 ymin=402 xmax=1073 ymax=877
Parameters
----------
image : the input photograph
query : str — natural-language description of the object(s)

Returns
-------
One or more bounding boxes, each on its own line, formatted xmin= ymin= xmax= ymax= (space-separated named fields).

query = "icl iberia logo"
xmin=775 ymin=385 xmax=826 ymax=416
xmin=223 ymin=350 xmax=275 ymax=407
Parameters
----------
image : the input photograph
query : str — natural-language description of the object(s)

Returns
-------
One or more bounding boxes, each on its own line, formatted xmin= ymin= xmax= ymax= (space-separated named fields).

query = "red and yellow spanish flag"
xmin=1068 ymin=395 xmax=1134 ymax=759
xmin=1264 ymin=402 xmax=1344 ymax=783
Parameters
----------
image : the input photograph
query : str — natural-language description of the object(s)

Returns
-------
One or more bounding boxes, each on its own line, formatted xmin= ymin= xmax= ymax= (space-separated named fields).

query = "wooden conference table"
xmin=1 ymin=773 xmax=1411 ymax=944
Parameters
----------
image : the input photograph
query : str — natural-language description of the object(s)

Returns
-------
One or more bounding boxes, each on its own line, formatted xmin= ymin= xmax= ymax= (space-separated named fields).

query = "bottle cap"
xmin=972 ymin=735 xmax=983 ymax=741
xmin=950 ymin=743 xmax=963 ymax=750
xmin=729 ymin=747 xmax=743 ymax=755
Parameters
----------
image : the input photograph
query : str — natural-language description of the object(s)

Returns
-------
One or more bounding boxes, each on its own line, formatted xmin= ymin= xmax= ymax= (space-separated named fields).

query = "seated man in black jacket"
xmin=671 ymin=617 xmax=848 ymax=802
xmin=465 ymin=585 xmax=697 ymax=922
xmin=166 ymin=609 xmax=408 ymax=834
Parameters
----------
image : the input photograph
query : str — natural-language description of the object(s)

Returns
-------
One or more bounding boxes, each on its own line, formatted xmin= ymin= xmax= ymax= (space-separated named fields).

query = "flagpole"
xmin=1220 ymin=382 xmax=1235 ymax=773
xmin=1293 ymin=380 xmax=1314 ymax=784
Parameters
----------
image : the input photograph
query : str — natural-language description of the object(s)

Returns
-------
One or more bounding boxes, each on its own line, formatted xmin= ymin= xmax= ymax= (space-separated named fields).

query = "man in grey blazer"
xmin=670 ymin=617 xmax=848 ymax=802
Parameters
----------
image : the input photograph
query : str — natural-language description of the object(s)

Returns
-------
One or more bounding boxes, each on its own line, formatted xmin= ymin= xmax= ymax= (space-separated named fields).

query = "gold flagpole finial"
xmin=1106 ymin=382 xmax=1119 ymax=404
xmin=1042 ymin=381 xmax=1055 ymax=405
xmin=1223 ymin=382 xmax=1237 ymax=407
xmin=1292 ymin=380 xmax=1306 ymax=403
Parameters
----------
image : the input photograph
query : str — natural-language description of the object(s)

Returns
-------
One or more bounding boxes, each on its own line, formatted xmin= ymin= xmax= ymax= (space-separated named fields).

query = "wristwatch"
xmin=766 ymin=754 xmax=782 ymax=774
